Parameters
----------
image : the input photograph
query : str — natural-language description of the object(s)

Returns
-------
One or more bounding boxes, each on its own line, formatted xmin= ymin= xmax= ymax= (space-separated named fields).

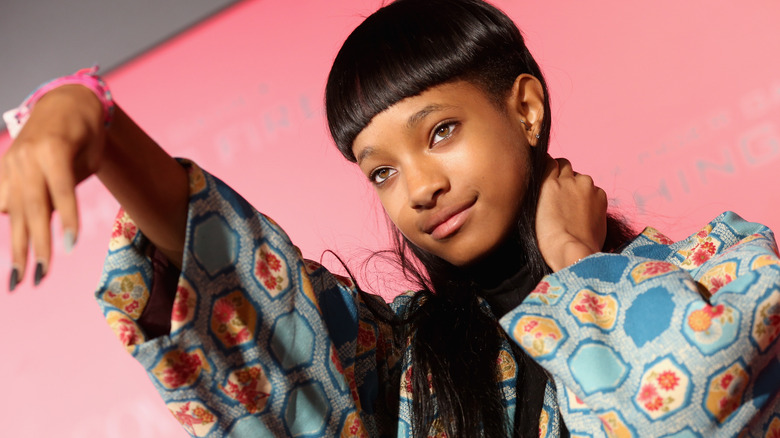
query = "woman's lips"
xmin=424 ymin=199 xmax=477 ymax=240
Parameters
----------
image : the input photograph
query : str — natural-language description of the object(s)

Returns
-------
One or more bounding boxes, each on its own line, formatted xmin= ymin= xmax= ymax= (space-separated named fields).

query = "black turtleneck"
xmin=480 ymin=263 xmax=535 ymax=317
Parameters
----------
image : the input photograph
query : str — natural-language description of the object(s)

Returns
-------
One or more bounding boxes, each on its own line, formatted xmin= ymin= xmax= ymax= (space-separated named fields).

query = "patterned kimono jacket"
xmin=97 ymin=160 xmax=780 ymax=437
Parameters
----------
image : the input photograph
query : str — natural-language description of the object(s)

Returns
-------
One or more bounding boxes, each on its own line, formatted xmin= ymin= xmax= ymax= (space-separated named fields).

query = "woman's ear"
xmin=507 ymin=74 xmax=545 ymax=146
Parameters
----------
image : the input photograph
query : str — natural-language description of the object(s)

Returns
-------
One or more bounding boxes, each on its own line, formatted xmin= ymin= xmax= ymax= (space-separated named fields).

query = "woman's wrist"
xmin=4 ymin=66 xmax=114 ymax=139
xmin=545 ymin=239 xmax=597 ymax=272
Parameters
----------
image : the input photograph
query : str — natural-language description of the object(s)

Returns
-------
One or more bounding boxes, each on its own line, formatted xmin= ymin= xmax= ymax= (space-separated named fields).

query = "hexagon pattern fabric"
xmin=96 ymin=161 xmax=780 ymax=437
xmin=501 ymin=211 xmax=780 ymax=437
xmin=95 ymin=161 xmax=544 ymax=437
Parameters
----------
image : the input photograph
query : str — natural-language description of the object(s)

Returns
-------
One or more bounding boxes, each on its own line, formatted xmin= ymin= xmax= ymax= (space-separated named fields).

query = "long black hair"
xmin=326 ymin=0 xmax=634 ymax=436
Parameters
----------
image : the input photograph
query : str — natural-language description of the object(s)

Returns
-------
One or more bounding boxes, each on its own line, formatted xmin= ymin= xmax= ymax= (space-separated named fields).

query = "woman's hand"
xmin=0 ymin=85 xmax=106 ymax=289
xmin=0 ymin=83 xmax=190 ymax=292
xmin=535 ymin=156 xmax=607 ymax=272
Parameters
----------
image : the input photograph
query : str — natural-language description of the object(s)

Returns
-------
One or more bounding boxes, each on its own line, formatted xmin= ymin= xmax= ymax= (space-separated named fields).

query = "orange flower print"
xmin=657 ymin=371 xmax=680 ymax=391
xmin=688 ymin=309 xmax=712 ymax=332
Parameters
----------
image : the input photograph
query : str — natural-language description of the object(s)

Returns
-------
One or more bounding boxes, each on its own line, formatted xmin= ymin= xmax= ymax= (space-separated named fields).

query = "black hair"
xmin=326 ymin=0 xmax=635 ymax=436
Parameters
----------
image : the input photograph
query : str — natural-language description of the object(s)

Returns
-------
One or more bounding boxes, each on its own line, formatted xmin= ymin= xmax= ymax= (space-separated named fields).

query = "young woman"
xmin=2 ymin=0 xmax=778 ymax=437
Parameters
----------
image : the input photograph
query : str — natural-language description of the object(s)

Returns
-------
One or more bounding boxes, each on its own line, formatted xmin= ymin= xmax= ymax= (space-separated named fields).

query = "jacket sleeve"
xmin=499 ymin=211 xmax=780 ymax=438
xmin=95 ymin=160 xmax=402 ymax=437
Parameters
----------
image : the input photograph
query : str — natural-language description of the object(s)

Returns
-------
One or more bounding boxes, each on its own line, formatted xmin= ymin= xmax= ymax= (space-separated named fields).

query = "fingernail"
xmin=64 ymin=229 xmax=76 ymax=254
xmin=9 ymin=268 xmax=19 ymax=292
xmin=34 ymin=262 xmax=45 ymax=286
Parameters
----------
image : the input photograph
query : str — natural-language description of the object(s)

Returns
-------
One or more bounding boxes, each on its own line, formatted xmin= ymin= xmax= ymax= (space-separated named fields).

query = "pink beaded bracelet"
xmin=3 ymin=66 xmax=114 ymax=139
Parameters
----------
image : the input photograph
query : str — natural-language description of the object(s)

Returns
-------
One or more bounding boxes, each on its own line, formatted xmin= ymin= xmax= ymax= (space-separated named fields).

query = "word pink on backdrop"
xmin=0 ymin=1 xmax=778 ymax=436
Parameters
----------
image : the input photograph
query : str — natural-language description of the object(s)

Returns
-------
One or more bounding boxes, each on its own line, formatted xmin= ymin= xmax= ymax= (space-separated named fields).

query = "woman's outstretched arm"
xmin=98 ymin=100 xmax=189 ymax=267
xmin=0 ymin=84 xmax=189 ymax=288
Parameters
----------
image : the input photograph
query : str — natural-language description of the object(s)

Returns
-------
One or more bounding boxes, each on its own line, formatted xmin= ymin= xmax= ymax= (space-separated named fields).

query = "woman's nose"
xmin=406 ymin=162 xmax=449 ymax=209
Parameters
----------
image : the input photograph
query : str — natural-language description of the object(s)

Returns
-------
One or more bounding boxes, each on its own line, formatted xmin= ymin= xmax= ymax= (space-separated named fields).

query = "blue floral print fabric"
xmin=500 ymin=211 xmax=780 ymax=437
xmin=96 ymin=161 xmax=779 ymax=437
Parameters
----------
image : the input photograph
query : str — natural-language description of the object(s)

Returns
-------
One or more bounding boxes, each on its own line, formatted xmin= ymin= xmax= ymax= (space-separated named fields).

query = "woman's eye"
xmin=432 ymin=122 xmax=457 ymax=145
xmin=370 ymin=167 xmax=396 ymax=185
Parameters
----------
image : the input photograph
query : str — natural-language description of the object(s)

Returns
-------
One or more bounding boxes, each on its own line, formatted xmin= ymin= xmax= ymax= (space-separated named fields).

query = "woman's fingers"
xmin=19 ymin=160 xmax=53 ymax=286
xmin=0 ymin=168 xmax=8 ymax=214
xmin=552 ymin=156 xmax=602 ymax=195
xmin=554 ymin=157 xmax=573 ymax=177
xmin=1 ymin=85 xmax=107 ymax=291
xmin=7 ymin=170 xmax=30 ymax=291
xmin=536 ymin=156 xmax=609 ymax=271
xmin=2 ymin=139 xmax=66 ymax=290
xmin=39 ymin=143 xmax=80 ymax=253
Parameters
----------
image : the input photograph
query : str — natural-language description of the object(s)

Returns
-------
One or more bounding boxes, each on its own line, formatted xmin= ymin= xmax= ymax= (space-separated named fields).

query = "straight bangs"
xmin=326 ymin=0 xmax=536 ymax=161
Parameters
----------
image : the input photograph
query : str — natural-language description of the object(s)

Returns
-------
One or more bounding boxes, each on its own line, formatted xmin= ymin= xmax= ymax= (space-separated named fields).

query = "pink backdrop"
xmin=1 ymin=1 xmax=778 ymax=436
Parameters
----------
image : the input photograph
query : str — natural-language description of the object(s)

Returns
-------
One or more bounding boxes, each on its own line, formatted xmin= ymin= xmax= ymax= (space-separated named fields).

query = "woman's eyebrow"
xmin=406 ymin=104 xmax=453 ymax=129
xmin=357 ymin=103 xmax=455 ymax=164
xmin=356 ymin=146 xmax=376 ymax=165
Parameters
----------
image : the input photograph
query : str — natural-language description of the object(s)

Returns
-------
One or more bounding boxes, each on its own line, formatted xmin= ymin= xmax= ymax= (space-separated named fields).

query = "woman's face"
xmin=352 ymin=80 xmax=535 ymax=266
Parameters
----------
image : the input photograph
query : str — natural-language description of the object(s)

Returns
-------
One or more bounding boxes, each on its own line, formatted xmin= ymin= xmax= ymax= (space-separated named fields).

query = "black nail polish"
xmin=9 ymin=268 xmax=19 ymax=292
xmin=34 ymin=262 xmax=45 ymax=286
